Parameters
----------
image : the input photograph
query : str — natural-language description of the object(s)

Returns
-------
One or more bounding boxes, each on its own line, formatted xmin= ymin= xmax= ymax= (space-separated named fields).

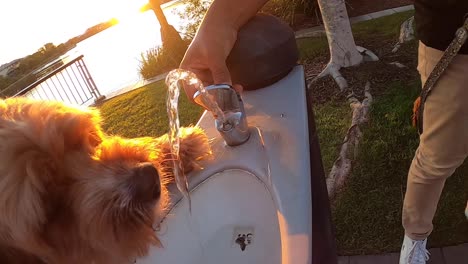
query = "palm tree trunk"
xmin=314 ymin=0 xmax=377 ymax=91
xmin=149 ymin=0 xmax=187 ymax=64
xmin=149 ymin=0 xmax=169 ymax=27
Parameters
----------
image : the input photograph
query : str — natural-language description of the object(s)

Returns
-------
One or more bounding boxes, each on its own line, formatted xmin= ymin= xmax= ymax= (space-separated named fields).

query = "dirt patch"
xmin=304 ymin=38 xmax=419 ymax=105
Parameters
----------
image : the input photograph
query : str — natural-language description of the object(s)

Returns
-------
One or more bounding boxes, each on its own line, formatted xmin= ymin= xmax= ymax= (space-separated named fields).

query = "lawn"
xmin=98 ymin=81 xmax=203 ymax=138
xmin=332 ymin=81 xmax=468 ymax=255
xmin=98 ymin=10 xmax=468 ymax=256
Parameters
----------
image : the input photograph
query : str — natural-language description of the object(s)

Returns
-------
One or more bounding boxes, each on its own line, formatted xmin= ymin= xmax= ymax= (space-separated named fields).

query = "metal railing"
xmin=13 ymin=55 xmax=104 ymax=106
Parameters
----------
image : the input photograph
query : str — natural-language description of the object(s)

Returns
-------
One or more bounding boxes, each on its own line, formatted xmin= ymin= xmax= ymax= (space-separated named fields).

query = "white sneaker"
xmin=399 ymin=235 xmax=430 ymax=264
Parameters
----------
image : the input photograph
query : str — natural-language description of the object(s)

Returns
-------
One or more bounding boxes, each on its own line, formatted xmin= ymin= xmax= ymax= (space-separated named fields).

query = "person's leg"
xmin=400 ymin=42 xmax=468 ymax=263
xmin=465 ymin=201 xmax=468 ymax=219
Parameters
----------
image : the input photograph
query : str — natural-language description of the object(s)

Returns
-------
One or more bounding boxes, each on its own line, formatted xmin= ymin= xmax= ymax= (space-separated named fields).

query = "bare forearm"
xmin=200 ymin=0 xmax=269 ymax=31
xmin=180 ymin=0 xmax=269 ymax=96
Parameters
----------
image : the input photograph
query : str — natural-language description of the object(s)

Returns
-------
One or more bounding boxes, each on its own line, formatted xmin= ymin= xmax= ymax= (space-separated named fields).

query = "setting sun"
xmin=111 ymin=0 xmax=150 ymax=25
xmin=0 ymin=0 xmax=152 ymax=65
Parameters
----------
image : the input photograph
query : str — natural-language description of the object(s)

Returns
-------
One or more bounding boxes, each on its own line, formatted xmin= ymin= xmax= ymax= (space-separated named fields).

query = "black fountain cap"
xmin=226 ymin=14 xmax=300 ymax=91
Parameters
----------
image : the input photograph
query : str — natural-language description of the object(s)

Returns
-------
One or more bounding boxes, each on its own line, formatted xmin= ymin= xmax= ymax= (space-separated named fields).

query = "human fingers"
xmin=209 ymin=62 xmax=232 ymax=86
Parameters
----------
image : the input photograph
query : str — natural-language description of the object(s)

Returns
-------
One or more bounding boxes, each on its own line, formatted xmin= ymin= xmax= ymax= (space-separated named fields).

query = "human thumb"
xmin=210 ymin=63 xmax=232 ymax=86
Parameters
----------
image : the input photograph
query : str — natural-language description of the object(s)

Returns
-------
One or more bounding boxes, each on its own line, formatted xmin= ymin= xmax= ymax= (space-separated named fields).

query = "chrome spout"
xmin=193 ymin=84 xmax=250 ymax=146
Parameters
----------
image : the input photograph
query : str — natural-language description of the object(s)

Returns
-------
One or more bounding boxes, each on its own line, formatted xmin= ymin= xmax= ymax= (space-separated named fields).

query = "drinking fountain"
xmin=137 ymin=14 xmax=337 ymax=264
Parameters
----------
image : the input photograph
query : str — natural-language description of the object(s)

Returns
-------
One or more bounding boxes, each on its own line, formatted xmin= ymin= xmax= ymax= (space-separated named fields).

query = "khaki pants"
xmin=402 ymin=42 xmax=468 ymax=240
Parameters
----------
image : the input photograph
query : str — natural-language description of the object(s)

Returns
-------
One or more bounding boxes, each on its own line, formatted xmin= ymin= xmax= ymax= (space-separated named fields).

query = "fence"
xmin=13 ymin=55 xmax=104 ymax=106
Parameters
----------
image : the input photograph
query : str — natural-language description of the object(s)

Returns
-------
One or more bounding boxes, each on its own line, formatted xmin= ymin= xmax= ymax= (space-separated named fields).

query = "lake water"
xmin=65 ymin=1 xmax=187 ymax=97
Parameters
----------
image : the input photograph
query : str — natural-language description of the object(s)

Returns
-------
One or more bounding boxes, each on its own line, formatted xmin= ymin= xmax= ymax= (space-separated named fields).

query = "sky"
xmin=0 ymin=0 xmax=149 ymax=65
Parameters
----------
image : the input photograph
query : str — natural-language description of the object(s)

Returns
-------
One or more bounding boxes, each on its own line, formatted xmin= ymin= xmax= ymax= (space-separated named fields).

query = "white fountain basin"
xmin=137 ymin=65 xmax=312 ymax=264
xmin=138 ymin=169 xmax=281 ymax=264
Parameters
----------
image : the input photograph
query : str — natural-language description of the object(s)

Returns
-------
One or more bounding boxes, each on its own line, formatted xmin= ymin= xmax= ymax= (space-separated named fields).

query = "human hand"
xmin=180 ymin=24 xmax=243 ymax=101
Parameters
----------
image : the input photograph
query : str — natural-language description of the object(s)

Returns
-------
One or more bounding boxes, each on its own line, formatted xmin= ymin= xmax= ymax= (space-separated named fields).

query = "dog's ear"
xmin=0 ymin=116 xmax=57 ymax=244
xmin=38 ymin=102 xmax=103 ymax=154
xmin=0 ymin=98 xmax=103 ymax=250
xmin=49 ymin=105 xmax=104 ymax=153
xmin=1 ymin=98 xmax=103 ymax=156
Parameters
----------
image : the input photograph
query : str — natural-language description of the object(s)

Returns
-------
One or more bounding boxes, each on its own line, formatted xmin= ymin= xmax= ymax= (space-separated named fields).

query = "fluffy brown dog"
xmin=0 ymin=97 xmax=211 ymax=263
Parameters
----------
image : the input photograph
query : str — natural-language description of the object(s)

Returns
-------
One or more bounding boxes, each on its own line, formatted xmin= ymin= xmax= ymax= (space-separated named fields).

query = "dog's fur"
xmin=0 ymin=97 xmax=211 ymax=263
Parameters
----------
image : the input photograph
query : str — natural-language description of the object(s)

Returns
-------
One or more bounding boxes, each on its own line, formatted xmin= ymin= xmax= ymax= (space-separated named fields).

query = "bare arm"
xmin=200 ymin=0 xmax=270 ymax=32
xmin=180 ymin=0 xmax=269 ymax=100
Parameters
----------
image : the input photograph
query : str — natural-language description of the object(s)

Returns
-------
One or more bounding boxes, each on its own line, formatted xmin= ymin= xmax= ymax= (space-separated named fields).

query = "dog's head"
xmin=0 ymin=98 xmax=172 ymax=262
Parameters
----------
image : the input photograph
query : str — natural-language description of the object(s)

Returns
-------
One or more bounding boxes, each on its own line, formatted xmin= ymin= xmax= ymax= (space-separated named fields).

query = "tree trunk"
xmin=318 ymin=0 xmax=362 ymax=67
xmin=149 ymin=0 xmax=188 ymax=65
xmin=312 ymin=0 xmax=377 ymax=197
xmin=327 ymin=82 xmax=372 ymax=198
xmin=149 ymin=0 xmax=169 ymax=27
xmin=313 ymin=0 xmax=377 ymax=91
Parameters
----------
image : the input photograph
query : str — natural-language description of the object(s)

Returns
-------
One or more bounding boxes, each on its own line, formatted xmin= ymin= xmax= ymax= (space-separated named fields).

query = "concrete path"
xmin=295 ymin=4 xmax=414 ymax=39
xmin=104 ymin=72 xmax=168 ymax=100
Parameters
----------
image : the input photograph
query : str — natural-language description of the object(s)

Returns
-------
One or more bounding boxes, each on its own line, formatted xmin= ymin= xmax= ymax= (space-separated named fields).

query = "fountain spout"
xmin=193 ymin=84 xmax=250 ymax=146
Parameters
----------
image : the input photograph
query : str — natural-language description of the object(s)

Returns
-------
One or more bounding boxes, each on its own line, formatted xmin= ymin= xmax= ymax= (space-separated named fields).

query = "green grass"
xmin=332 ymin=82 xmax=468 ymax=255
xmin=296 ymin=10 xmax=468 ymax=255
xmin=352 ymin=10 xmax=414 ymax=39
xmin=332 ymin=81 xmax=420 ymax=255
xmin=296 ymin=10 xmax=415 ymax=61
xmin=98 ymin=80 xmax=203 ymax=138
xmin=314 ymin=102 xmax=351 ymax=174
xmin=297 ymin=36 xmax=329 ymax=59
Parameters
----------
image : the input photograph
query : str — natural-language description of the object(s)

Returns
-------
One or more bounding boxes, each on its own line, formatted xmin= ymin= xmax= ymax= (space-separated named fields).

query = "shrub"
xmin=0 ymin=73 xmax=37 ymax=97
xmin=138 ymin=42 xmax=189 ymax=80
xmin=261 ymin=0 xmax=319 ymax=26
xmin=176 ymin=0 xmax=319 ymax=37
xmin=139 ymin=46 xmax=172 ymax=80
xmin=176 ymin=0 xmax=213 ymax=40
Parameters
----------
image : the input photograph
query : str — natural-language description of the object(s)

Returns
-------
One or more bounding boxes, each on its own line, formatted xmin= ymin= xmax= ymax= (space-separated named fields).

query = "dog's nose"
xmin=133 ymin=162 xmax=161 ymax=202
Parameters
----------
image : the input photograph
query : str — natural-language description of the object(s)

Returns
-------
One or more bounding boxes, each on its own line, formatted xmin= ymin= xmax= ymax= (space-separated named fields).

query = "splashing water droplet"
xmin=165 ymin=68 xmax=226 ymax=212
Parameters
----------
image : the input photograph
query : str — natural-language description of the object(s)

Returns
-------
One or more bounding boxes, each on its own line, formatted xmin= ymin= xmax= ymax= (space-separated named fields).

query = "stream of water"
xmin=165 ymin=68 xmax=225 ymax=212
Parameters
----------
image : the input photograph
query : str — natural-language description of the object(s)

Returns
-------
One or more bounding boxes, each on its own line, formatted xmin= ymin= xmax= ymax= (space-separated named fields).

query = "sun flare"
xmin=110 ymin=0 xmax=149 ymax=25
